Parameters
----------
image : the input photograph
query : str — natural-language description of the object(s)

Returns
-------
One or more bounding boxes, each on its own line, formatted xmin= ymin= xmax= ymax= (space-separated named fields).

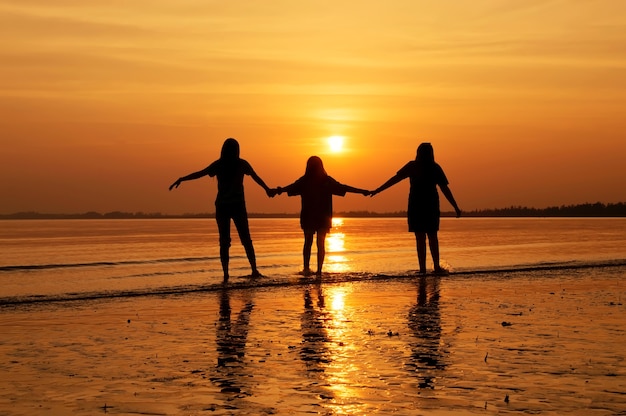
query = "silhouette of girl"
xmin=275 ymin=156 xmax=369 ymax=276
xmin=169 ymin=138 xmax=274 ymax=282
xmin=372 ymin=143 xmax=461 ymax=274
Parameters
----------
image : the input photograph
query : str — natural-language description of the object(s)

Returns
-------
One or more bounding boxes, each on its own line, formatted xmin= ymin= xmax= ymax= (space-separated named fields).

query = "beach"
xmin=1 ymin=267 xmax=625 ymax=415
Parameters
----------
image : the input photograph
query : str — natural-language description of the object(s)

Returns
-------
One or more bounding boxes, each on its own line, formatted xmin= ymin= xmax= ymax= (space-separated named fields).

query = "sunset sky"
xmin=1 ymin=0 xmax=625 ymax=215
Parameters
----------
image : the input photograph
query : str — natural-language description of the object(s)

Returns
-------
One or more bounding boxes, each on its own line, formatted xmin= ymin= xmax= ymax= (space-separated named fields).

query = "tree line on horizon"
xmin=1 ymin=202 xmax=625 ymax=219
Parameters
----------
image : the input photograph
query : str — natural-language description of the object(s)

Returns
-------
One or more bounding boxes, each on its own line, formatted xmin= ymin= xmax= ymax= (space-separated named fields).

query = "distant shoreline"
xmin=1 ymin=202 xmax=625 ymax=219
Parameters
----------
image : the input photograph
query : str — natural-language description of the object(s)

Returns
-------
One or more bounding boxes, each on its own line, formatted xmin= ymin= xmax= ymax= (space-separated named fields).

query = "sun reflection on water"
xmin=326 ymin=218 xmax=350 ymax=273
xmin=330 ymin=289 xmax=345 ymax=311
xmin=320 ymin=285 xmax=371 ymax=414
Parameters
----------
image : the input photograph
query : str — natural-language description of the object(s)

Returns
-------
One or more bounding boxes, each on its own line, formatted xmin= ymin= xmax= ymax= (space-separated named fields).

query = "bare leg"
xmin=233 ymin=213 xmax=260 ymax=277
xmin=316 ymin=230 xmax=327 ymax=275
xmin=216 ymin=216 xmax=231 ymax=282
xmin=415 ymin=232 xmax=427 ymax=274
xmin=427 ymin=231 xmax=444 ymax=273
xmin=243 ymin=241 xmax=260 ymax=277
xmin=303 ymin=232 xmax=314 ymax=275
xmin=219 ymin=245 xmax=230 ymax=281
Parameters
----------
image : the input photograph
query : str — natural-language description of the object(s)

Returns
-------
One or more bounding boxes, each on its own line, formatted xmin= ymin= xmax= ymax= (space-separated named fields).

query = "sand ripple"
xmin=1 ymin=268 xmax=625 ymax=415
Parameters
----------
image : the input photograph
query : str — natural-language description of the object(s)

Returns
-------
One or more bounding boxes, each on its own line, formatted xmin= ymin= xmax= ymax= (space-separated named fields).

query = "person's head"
xmin=304 ymin=156 xmax=327 ymax=178
xmin=220 ymin=138 xmax=240 ymax=160
xmin=416 ymin=142 xmax=435 ymax=164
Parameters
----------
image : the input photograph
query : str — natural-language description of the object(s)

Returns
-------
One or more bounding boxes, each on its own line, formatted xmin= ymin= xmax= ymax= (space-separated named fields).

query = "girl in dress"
xmin=371 ymin=143 xmax=461 ymax=274
xmin=276 ymin=156 xmax=369 ymax=276
xmin=169 ymin=138 xmax=274 ymax=282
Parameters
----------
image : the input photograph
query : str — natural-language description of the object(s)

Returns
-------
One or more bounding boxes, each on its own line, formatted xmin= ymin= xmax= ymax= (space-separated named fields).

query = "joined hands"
xmin=266 ymin=187 xmax=283 ymax=198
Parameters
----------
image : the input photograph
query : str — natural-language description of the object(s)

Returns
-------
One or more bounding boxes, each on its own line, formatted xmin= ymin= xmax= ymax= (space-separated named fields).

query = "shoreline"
xmin=3 ymin=259 xmax=626 ymax=308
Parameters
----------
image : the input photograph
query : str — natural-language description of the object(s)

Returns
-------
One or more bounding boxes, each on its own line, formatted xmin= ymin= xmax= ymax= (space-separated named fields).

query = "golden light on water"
xmin=331 ymin=217 xmax=344 ymax=229
xmin=327 ymin=232 xmax=345 ymax=254
xmin=326 ymin=218 xmax=350 ymax=273
xmin=322 ymin=285 xmax=370 ymax=415
xmin=330 ymin=289 xmax=345 ymax=312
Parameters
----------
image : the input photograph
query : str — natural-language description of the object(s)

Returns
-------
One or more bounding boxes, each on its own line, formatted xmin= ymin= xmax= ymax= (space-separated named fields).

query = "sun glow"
xmin=327 ymin=135 xmax=345 ymax=153
xmin=326 ymin=218 xmax=349 ymax=273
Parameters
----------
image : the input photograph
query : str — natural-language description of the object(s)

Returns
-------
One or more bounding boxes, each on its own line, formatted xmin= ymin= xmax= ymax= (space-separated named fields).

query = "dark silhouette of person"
xmin=169 ymin=138 xmax=274 ymax=282
xmin=274 ymin=156 xmax=369 ymax=276
xmin=406 ymin=275 xmax=446 ymax=389
xmin=371 ymin=143 xmax=461 ymax=274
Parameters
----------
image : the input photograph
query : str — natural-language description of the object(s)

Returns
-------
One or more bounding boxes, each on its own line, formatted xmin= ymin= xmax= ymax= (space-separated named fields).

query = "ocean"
xmin=2 ymin=217 xmax=626 ymax=414
xmin=1 ymin=217 xmax=625 ymax=305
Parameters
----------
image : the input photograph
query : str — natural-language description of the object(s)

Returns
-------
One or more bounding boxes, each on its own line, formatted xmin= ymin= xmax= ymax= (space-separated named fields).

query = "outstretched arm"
xmin=275 ymin=182 xmax=297 ymax=196
xmin=343 ymin=185 xmax=370 ymax=196
xmin=371 ymin=173 xmax=404 ymax=196
xmin=248 ymin=168 xmax=275 ymax=197
xmin=169 ymin=167 xmax=210 ymax=190
xmin=440 ymin=184 xmax=461 ymax=217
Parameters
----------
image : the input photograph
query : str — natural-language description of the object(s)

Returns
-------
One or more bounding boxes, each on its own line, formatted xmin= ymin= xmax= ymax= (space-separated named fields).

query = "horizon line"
xmin=2 ymin=201 xmax=626 ymax=219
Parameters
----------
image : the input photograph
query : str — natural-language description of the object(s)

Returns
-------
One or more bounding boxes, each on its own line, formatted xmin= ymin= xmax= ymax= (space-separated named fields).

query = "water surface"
xmin=1 ymin=217 xmax=625 ymax=303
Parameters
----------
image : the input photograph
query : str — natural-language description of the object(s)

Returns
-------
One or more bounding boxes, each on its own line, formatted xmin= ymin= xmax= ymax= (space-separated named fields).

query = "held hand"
xmin=169 ymin=179 xmax=181 ymax=191
xmin=369 ymin=189 xmax=379 ymax=197
xmin=266 ymin=188 xmax=278 ymax=198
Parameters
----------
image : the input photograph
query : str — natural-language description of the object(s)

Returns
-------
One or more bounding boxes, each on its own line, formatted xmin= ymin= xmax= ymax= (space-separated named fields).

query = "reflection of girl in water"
xmin=407 ymin=276 xmax=445 ymax=389
xmin=275 ymin=156 xmax=369 ymax=276
xmin=372 ymin=143 xmax=461 ymax=274
xmin=300 ymin=284 xmax=331 ymax=371
xmin=215 ymin=288 xmax=255 ymax=393
xmin=169 ymin=138 xmax=274 ymax=282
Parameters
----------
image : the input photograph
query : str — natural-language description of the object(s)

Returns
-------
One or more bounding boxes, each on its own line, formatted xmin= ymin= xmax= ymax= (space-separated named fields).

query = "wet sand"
xmin=1 ymin=268 xmax=625 ymax=415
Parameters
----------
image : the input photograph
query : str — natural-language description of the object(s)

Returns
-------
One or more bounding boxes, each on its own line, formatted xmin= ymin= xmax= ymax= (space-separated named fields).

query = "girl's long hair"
xmin=303 ymin=156 xmax=328 ymax=182
xmin=416 ymin=142 xmax=435 ymax=165
xmin=220 ymin=138 xmax=240 ymax=160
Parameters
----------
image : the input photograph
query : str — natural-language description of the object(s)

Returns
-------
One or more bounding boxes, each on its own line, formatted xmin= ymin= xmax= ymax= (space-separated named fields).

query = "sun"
xmin=327 ymin=135 xmax=345 ymax=153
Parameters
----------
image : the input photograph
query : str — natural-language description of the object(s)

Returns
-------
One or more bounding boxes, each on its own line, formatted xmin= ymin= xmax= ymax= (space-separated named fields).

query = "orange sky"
xmin=1 ymin=1 xmax=625 ymax=215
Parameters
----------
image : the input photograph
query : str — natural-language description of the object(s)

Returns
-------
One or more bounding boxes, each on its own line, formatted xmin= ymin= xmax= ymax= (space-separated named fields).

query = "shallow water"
xmin=0 ymin=268 xmax=625 ymax=415
xmin=1 ymin=217 xmax=626 ymax=304
xmin=1 ymin=217 xmax=626 ymax=414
